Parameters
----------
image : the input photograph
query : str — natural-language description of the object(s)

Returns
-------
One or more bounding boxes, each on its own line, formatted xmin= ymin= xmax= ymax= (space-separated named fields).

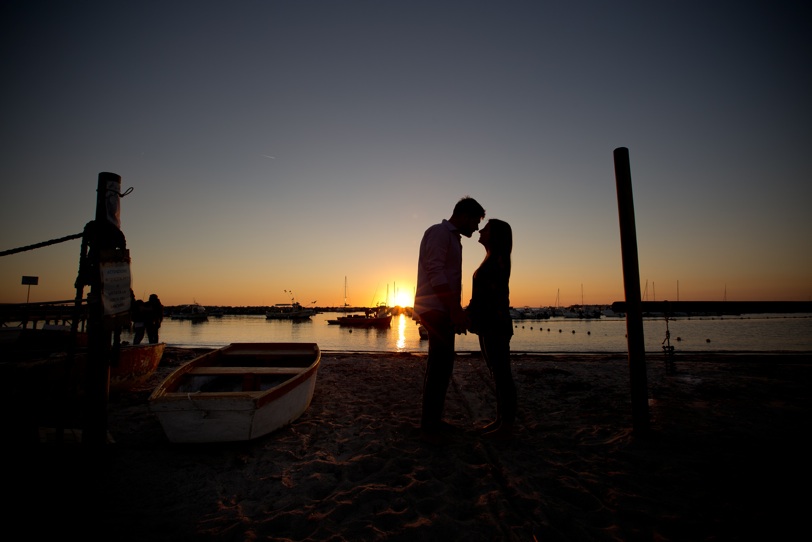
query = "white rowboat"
xmin=148 ymin=342 xmax=320 ymax=443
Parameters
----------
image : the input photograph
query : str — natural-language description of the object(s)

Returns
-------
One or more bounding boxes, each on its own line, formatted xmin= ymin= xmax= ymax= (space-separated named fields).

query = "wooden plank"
xmin=187 ymin=366 xmax=303 ymax=375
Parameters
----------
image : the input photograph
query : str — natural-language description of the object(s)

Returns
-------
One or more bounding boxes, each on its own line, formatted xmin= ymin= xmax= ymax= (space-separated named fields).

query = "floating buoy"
xmin=676 ymin=337 xmax=682 ymax=341
xmin=558 ymin=329 xmax=562 ymax=333
xmin=572 ymin=330 xmax=575 ymax=334
xmin=587 ymin=331 xmax=591 ymax=335
xmin=706 ymin=338 xmax=711 ymax=343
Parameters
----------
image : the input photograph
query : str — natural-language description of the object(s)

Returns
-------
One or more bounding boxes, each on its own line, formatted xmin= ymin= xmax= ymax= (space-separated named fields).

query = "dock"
xmin=0 ymin=299 xmax=89 ymax=330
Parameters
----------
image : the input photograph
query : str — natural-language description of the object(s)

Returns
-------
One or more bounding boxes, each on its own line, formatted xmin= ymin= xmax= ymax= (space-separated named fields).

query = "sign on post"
xmin=21 ymin=275 xmax=38 ymax=303
xmin=100 ymin=249 xmax=132 ymax=329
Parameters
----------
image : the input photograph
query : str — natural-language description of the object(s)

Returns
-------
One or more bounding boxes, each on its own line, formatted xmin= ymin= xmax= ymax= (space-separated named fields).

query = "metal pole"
xmin=613 ymin=147 xmax=650 ymax=435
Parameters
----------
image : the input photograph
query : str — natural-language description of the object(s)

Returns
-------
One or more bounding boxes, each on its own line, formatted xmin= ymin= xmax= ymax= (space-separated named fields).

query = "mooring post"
xmin=613 ymin=147 xmax=650 ymax=435
xmin=83 ymin=172 xmax=122 ymax=447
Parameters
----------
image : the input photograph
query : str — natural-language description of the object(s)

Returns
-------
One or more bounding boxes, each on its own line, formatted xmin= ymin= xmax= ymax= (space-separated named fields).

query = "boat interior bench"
xmin=222 ymin=349 xmax=316 ymax=357
xmin=187 ymin=366 xmax=303 ymax=375
xmin=185 ymin=366 xmax=306 ymax=391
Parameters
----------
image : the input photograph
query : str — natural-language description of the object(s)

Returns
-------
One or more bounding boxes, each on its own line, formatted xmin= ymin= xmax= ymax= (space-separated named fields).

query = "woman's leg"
xmin=480 ymin=333 xmax=516 ymax=432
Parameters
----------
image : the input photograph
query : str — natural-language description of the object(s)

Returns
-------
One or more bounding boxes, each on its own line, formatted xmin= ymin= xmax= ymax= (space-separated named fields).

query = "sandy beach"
xmin=11 ymin=348 xmax=812 ymax=541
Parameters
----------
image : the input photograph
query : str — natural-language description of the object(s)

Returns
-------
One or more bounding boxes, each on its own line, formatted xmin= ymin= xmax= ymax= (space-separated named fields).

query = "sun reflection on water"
xmin=396 ymin=313 xmax=407 ymax=350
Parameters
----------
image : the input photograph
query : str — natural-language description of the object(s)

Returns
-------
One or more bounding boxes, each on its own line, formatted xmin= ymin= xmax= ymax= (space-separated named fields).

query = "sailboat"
xmin=551 ymin=289 xmax=564 ymax=317
xmin=579 ymin=284 xmax=601 ymax=319
xmin=327 ymin=279 xmax=393 ymax=328
xmin=331 ymin=303 xmax=392 ymax=328
xmin=328 ymin=277 xmax=352 ymax=324
xmin=341 ymin=276 xmax=351 ymax=312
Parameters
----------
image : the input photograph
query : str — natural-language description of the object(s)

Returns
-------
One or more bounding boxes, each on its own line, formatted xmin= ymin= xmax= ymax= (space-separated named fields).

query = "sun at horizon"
xmin=393 ymin=288 xmax=414 ymax=308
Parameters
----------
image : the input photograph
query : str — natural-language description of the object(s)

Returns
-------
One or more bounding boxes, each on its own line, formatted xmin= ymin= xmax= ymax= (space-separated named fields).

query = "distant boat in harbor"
xmin=170 ymin=303 xmax=208 ymax=322
xmin=418 ymin=324 xmax=428 ymax=340
xmin=265 ymin=302 xmax=316 ymax=320
xmin=509 ymin=307 xmax=551 ymax=320
xmin=328 ymin=304 xmax=392 ymax=328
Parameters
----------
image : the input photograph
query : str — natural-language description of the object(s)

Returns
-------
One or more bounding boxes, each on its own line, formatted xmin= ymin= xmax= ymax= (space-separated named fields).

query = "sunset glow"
xmin=393 ymin=288 xmax=415 ymax=308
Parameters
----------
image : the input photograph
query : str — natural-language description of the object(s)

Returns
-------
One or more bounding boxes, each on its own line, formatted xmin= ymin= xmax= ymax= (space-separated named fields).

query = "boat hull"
xmin=109 ymin=342 xmax=166 ymax=391
xmin=336 ymin=315 xmax=392 ymax=328
xmin=170 ymin=314 xmax=208 ymax=322
xmin=265 ymin=311 xmax=315 ymax=320
xmin=265 ymin=303 xmax=315 ymax=320
xmin=148 ymin=342 xmax=320 ymax=443
xmin=170 ymin=303 xmax=208 ymax=321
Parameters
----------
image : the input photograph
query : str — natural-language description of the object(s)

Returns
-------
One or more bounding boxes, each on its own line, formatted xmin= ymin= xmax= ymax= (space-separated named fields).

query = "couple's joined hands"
xmin=452 ymin=305 xmax=469 ymax=335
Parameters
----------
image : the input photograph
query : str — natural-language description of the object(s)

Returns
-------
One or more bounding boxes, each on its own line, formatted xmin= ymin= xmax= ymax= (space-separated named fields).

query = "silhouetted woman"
xmin=466 ymin=219 xmax=516 ymax=440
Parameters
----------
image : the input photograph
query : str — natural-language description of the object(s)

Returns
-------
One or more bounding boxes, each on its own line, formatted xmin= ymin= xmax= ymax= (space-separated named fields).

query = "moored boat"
xmin=418 ymin=324 xmax=428 ymax=340
xmin=332 ymin=304 xmax=392 ymax=328
xmin=265 ymin=302 xmax=315 ymax=320
xmin=148 ymin=342 xmax=321 ymax=443
xmin=0 ymin=336 xmax=165 ymax=435
xmin=170 ymin=303 xmax=208 ymax=322
xmin=109 ymin=342 xmax=166 ymax=391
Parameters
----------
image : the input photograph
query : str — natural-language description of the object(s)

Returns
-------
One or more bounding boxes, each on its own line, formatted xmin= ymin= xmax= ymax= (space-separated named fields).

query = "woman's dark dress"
xmin=467 ymin=256 xmax=516 ymax=427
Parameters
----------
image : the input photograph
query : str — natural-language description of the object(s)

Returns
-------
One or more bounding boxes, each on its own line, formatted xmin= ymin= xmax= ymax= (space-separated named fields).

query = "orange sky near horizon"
xmin=1 ymin=230 xmax=809 ymax=308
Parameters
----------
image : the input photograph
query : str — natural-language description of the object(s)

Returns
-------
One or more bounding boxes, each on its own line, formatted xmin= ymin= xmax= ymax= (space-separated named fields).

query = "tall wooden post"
xmin=613 ymin=147 xmax=650 ymax=435
xmin=82 ymin=172 xmax=122 ymax=447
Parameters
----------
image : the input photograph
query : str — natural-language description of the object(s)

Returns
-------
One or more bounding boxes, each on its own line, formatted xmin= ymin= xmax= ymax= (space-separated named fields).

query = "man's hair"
xmin=452 ymin=196 xmax=485 ymax=219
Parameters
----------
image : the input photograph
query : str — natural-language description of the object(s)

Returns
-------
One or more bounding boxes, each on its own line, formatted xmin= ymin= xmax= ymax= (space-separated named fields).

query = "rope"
xmin=0 ymin=232 xmax=84 ymax=257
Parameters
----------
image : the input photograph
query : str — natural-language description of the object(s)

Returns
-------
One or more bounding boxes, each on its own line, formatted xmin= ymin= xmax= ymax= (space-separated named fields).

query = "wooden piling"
xmin=613 ymin=147 xmax=650 ymax=435
xmin=82 ymin=172 xmax=121 ymax=447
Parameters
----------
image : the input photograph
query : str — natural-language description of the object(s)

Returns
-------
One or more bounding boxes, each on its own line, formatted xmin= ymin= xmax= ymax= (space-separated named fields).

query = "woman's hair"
xmin=487 ymin=219 xmax=512 ymax=275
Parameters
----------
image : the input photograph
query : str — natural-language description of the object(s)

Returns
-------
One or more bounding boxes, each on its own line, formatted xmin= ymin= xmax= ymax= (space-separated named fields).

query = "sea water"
xmin=129 ymin=312 xmax=812 ymax=353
